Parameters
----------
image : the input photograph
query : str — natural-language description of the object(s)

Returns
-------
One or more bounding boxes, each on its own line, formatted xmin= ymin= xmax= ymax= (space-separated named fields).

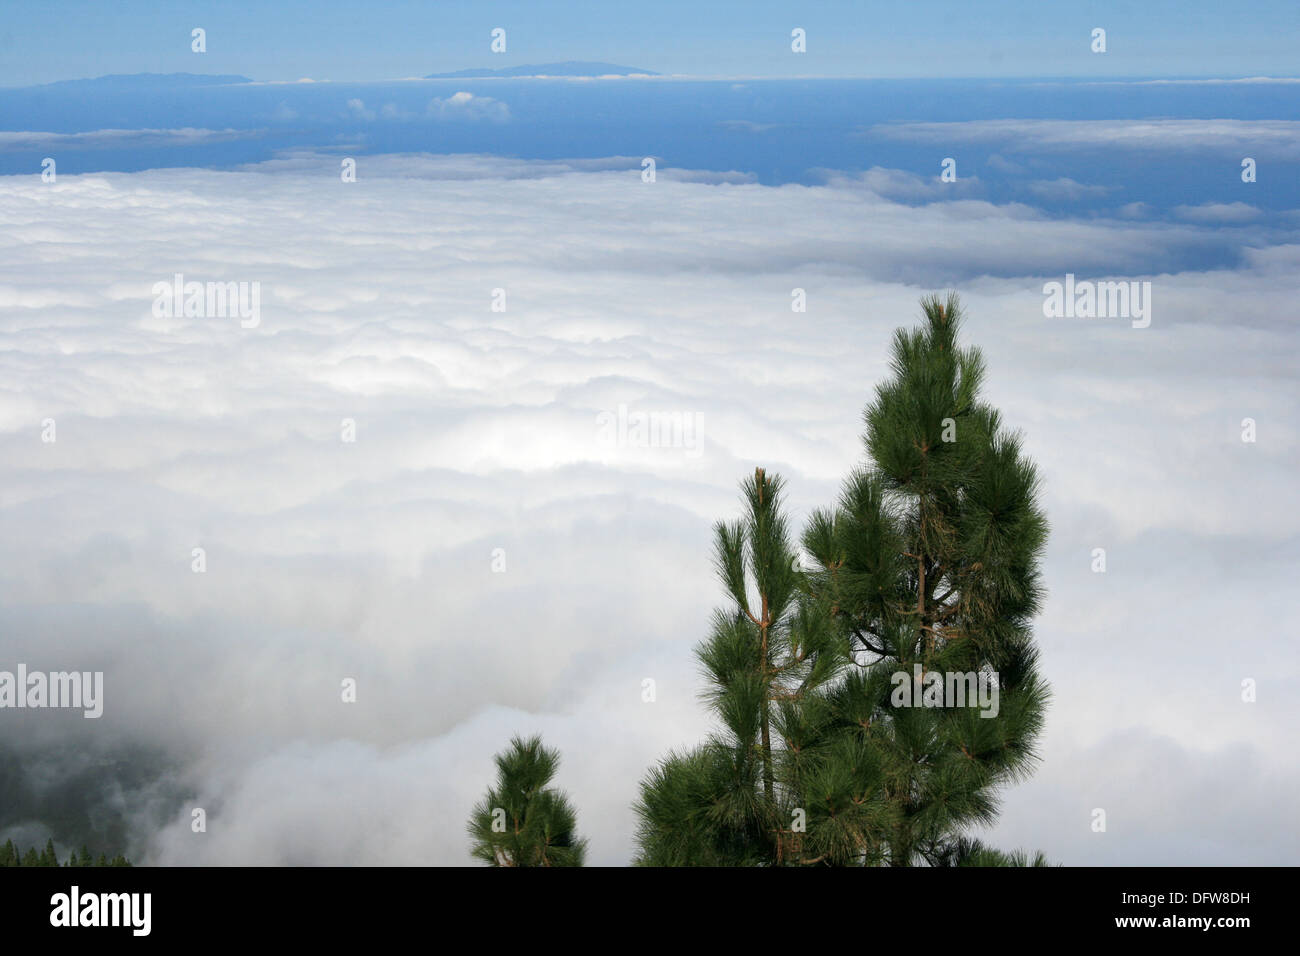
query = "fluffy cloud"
xmin=426 ymin=91 xmax=510 ymax=122
xmin=0 ymin=128 xmax=263 ymax=151
xmin=342 ymin=92 xmax=510 ymax=123
xmin=1173 ymin=201 xmax=1263 ymax=223
xmin=345 ymin=98 xmax=376 ymax=121
xmin=1026 ymin=177 xmax=1115 ymax=201
xmin=869 ymin=118 xmax=1300 ymax=159
xmin=717 ymin=119 xmax=779 ymax=133
xmin=815 ymin=165 xmax=983 ymax=200
xmin=0 ymin=152 xmax=1297 ymax=864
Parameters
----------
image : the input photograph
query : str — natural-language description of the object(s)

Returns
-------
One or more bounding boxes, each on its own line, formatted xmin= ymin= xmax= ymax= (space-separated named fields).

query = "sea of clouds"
xmin=0 ymin=151 xmax=1297 ymax=864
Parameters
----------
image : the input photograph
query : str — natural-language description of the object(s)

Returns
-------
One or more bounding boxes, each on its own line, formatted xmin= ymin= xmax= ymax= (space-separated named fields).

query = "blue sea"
xmin=3 ymin=75 xmax=1297 ymax=275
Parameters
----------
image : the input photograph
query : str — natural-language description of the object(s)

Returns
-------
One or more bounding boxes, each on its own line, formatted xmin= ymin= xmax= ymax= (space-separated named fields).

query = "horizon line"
xmin=6 ymin=72 xmax=1300 ymax=91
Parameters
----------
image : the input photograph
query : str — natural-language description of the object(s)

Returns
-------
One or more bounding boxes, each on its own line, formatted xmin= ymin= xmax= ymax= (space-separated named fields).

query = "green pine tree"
xmin=634 ymin=468 xmax=888 ymax=865
xmin=801 ymin=292 xmax=1050 ymax=865
xmin=635 ymin=293 xmax=1052 ymax=866
xmin=2 ymin=840 xmax=131 ymax=868
xmin=468 ymin=735 xmax=587 ymax=867
xmin=935 ymin=836 xmax=1054 ymax=867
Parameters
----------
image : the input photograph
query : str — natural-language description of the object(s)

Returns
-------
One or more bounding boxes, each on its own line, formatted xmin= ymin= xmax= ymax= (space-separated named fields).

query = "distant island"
xmin=14 ymin=67 xmax=659 ymax=91
xmin=32 ymin=72 xmax=252 ymax=90
xmin=424 ymin=61 xmax=658 ymax=79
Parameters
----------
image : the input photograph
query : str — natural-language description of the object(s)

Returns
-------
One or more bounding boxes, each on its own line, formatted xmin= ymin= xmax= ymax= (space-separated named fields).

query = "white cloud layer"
xmin=869 ymin=118 xmax=1300 ymax=159
xmin=1027 ymin=177 xmax=1114 ymax=201
xmin=345 ymin=92 xmax=511 ymax=123
xmin=0 ymin=151 xmax=1297 ymax=865
xmin=1173 ymin=201 xmax=1263 ymax=223
xmin=0 ymin=128 xmax=263 ymax=151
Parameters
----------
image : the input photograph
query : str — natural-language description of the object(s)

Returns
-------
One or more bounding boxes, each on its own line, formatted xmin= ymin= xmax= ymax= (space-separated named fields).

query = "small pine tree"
xmin=2 ymin=841 xmax=130 ymax=868
xmin=635 ymin=294 xmax=1052 ymax=866
xmin=468 ymin=735 xmax=587 ymax=867
xmin=926 ymin=835 xmax=1055 ymax=867
xmin=634 ymin=468 xmax=887 ymax=865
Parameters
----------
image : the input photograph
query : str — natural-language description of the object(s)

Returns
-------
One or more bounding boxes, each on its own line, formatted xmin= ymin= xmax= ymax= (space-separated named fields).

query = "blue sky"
xmin=2 ymin=0 xmax=1298 ymax=85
